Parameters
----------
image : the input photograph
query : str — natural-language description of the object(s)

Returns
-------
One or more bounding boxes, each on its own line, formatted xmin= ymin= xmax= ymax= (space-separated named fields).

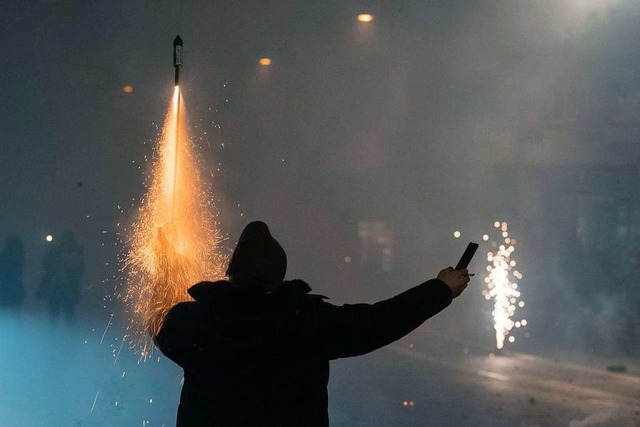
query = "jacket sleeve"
xmin=306 ymin=279 xmax=453 ymax=360
xmin=154 ymin=302 xmax=202 ymax=367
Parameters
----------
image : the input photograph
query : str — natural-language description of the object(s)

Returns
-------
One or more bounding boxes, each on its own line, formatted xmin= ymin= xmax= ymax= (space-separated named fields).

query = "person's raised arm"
xmin=308 ymin=268 xmax=471 ymax=360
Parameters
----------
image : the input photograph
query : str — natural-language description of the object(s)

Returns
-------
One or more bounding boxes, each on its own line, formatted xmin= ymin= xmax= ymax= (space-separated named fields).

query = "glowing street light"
xmin=123 ymin=85 xmax=134 ymax=94
xmin=45 ymin=234 xmax=53 ymax=242
xmin=357 ymin=13 xmax=374 ymax=23
xmin=259 ymin=57 xmax=272 ymax=66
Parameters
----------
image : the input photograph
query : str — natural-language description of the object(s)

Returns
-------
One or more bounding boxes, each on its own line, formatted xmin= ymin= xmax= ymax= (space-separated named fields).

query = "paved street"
xmin=329 ymin=342 xmax=640 ymax=426
xmin=2 ymin=312 xmax=639 ymax=426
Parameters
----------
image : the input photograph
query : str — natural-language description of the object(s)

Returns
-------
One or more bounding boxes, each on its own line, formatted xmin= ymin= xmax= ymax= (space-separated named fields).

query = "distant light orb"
xmin=344 ymin=256 xmax=352 ymax=264
xmin=123 ymin=85 xmax=134 ymax=94
xmin=46 ymin=234 xmax=53 ymax=242
xmin=494 ymin=221 xmax=501 ymax=228
xmin=258 ymin=58 xmax=272 ymax=66
xmin=483 ymin=234 xmax=489 ymax=241
xmin=357 ymin=13 xmax=374 ymax=23
xmin=453 ymin=231 xmax=461 ymax=238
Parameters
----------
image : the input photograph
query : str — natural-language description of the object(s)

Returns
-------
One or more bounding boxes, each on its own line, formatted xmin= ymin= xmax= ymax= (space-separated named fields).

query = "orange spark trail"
xmin=124 ymin=87 xmax=226 ymax=359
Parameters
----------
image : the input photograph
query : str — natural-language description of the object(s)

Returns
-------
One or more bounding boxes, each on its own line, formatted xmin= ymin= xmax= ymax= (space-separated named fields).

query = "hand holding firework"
xmin=437 ymin=267 xmax=472 ymax=298
xmin=437 ymin=242 xmax=478 ymax=298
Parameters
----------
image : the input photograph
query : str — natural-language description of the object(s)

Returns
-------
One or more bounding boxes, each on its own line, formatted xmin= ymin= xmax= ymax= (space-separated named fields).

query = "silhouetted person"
xmin=0 ymin=235 xmax=25 ymax=312
xmin=37 ymin=232 xmax=84 ymax=325
xmin=155 ymin=221 xmax=471 ymax=426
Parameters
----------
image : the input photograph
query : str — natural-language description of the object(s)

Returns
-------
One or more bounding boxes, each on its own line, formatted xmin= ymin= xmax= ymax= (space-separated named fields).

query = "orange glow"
xmin=357 ymin=13 xmax=374 ymax=23
xmin=124 ymin=86 xmax=226 ymax=359
xmin=259 ymin=58 xmax=272 ymax=66
xmin=123 ymin=85 xmax=134 ymax=93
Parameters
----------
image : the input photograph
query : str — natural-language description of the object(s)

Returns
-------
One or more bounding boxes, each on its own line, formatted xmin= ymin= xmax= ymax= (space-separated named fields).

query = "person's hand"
xmin=437 ymin=267 xmax=473 ymax=298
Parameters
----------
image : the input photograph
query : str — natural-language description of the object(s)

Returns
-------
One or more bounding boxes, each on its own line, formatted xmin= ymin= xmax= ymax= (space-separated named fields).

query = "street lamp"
xmin=357 ymin=13 xmax=374 ymax=23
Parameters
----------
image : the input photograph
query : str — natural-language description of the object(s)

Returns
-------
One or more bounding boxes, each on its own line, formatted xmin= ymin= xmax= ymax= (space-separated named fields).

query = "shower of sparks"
xmin=123 ymin=86 xmax=227 ymax=360
xmin=91 ymin=391 xmax=100 ymax=412
xmin=482 ymin=221 xmax=526 ymax=350
xmin=100 ymin=313 xmax=114 ymax=345
xmin=113 ymin=338 xmax=125 ymax=365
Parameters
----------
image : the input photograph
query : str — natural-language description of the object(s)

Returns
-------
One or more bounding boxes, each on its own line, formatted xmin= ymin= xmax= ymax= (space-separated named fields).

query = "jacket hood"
xmin=225 ymin=221 xmax=287 ymax=288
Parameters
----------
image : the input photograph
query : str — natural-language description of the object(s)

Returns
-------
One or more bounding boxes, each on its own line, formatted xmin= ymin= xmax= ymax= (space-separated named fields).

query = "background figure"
xmin=38 ymin=231 xmax=84 ymax=325
xmin=0 ymin=235 xmax=26 ymax=309
xmin=0 ymin=235 xmax=26 ymax=340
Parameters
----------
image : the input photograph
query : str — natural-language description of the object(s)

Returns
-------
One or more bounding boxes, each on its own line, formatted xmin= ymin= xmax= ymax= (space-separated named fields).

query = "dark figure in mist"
xmin=0 ymin=235 xmax=25 ymax=309
xmin=155 ymin=221 xmax=471 ymax=426
xmin=37 ymin=231 xmax=84 ymax=325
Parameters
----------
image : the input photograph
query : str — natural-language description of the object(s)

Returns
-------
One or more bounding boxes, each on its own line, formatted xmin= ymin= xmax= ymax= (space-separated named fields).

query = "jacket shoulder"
xmin=157 ymin=301 xmax=202 ymax=339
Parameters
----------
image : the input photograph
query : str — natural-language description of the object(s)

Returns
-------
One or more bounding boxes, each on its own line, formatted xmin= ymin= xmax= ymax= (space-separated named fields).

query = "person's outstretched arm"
xmin=307 ymin=268 xmax=470 ymax=360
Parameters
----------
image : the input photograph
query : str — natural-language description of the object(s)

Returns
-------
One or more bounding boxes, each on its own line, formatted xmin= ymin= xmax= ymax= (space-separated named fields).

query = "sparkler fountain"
xmin=482 ymin=221 xmax=526 ymax=350
xmin=123 ymin=36 xmax=226 ymax=359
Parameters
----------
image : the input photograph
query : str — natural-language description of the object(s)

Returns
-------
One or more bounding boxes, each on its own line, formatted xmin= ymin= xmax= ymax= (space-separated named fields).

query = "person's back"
xmin=157 ymin=279 xmax=333 ymax=426
xmin=155 ymin=221 xmax=470 ymax=426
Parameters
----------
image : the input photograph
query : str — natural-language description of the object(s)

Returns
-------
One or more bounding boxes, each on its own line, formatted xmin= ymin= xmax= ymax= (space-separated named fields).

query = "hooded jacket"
xmin=155 ymin=278 xmax=453 ymax=426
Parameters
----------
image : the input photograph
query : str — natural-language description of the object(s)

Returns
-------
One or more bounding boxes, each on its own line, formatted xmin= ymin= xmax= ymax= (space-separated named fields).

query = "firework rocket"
xmin=123 ymin=36 xmax=226 ymax=360
xmin=172 ymin=36 xmax=182 ymax=210
xmin=174 ymin=35 xmax=183 ymax=86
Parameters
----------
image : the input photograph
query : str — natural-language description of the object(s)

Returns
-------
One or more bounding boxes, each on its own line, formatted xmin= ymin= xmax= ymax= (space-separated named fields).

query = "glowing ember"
xmin=124 ymin=86 xmax=226 ymax=359
xmin=357 ymin=13 xmax=374 ymax=23
xmin=482 ymin=221 xmax=525 ymax=349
